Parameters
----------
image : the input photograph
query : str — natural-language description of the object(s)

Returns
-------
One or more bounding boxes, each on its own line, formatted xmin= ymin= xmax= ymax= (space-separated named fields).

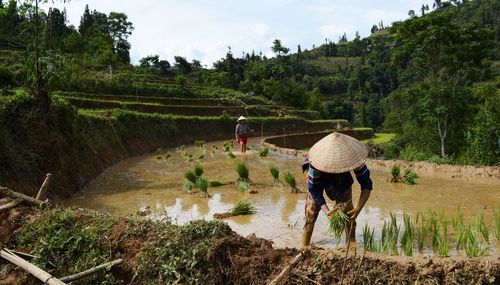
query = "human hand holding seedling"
xmin=347 ymin=207 xmax=361 ymax=220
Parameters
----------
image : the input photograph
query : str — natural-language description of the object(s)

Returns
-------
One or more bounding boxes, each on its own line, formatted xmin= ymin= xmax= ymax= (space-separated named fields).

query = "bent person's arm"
xmin=347 ymin=164 xmax=373 ymax=220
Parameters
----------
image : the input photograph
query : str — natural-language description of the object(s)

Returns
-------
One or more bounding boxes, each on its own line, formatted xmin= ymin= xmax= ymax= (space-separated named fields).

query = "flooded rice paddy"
xmin=64 ymin=139 xmax=500 ymax=255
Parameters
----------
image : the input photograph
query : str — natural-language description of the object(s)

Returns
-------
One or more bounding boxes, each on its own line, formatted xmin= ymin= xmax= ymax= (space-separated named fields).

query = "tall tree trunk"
xmin=437 ymin=114 xmax=448 ymax=158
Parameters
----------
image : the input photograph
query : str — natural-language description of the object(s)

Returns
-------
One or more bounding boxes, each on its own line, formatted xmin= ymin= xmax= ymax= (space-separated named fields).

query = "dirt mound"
xmin=207 ymin=234 xmax=297 ymax=284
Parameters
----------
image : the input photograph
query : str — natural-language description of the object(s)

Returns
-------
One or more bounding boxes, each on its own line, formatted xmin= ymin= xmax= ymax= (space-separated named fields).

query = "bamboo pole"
xmin=268 ymin=251 xmax=304 ymax=285
xmin=0 ymin=198 xmax=23 ymax=211
xmin=36 ymin=173 xmax=52 ymax=200
xmin=0 ymin=187 xmax=45 ymax=207
xmin=60 ymin=259 xmax=123 ymax=282
xmin=0 ymin=249 xmax=67 ymax=285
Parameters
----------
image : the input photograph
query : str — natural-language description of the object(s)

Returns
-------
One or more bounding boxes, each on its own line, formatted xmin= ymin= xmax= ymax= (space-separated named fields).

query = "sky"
xmin=42 ymin=0 xmax=434 ymax=66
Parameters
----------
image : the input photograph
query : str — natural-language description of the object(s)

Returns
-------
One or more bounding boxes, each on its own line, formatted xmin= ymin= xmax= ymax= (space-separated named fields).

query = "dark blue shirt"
xmin=306 ymin=163 xmax=373 ymax=207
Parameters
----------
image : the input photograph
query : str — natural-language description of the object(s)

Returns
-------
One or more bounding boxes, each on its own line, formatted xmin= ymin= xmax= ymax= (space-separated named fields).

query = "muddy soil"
xmin=0 ymin=206 xmax=498 ymax=285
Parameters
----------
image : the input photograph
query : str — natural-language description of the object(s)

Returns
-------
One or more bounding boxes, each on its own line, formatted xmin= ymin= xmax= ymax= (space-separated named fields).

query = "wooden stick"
xmin=0 ymin=187 xmax=45 ymax=207
xmin=340 ymin=222 xmax=354 ymax=285
xmin=60 ymin=259 xmax=123 ymax=283
xmin=268 ymin=251 xmax=304 ymax=285
xmin=351 ymin=234 xmax=373 ymax=285
xmin=4 ymin=248 xmax=35 ymax=259
xmin=0 ymin=249 xmax=66 ymax=285
xmin=0 ymin=198 xmax=23 ymax=211
xmin=36 ymin=173 xmax=52 ymax=200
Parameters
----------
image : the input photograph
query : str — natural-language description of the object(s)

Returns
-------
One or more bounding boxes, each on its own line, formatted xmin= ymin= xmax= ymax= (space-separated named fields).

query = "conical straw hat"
xmin=308 ymin=132 xmax=367 ymax=173
xmin=237 ymin=116 xmax=247 ymax=122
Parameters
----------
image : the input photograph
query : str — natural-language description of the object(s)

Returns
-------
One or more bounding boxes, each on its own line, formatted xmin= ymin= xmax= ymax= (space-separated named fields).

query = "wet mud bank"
xmin=0 ymin=207 xmax=498 ymax=285
xmin=0 ymin=99 xmax=333 ymax=200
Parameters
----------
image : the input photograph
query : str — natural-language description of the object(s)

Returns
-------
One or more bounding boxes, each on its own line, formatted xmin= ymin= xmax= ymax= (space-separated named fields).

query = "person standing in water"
xmin=301 ymin=132 xmax=373 ymax=247
xmin=235 ymin=116 xmax=254 ymax=154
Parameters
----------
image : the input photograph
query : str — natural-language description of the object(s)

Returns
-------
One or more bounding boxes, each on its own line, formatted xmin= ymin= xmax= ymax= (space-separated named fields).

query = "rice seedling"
xmin=259 ymin=147 xmax=269 ymax=157
xmin=230 ymin=201 xmax=257 ymax=216
xmin=209 ymin=181 xmax=224 ymax=187
xmin=458 ymin=226 xmax=487 ymax=257
xmin=269 ymin=165 xmax=281 ymax=185
xmin=283 ymin=172 xmax=300 ymax=193
xmin=223 ymin=140 xmax=233 ymax=152
xmin=238 ymin=181 xmax=249 ymax=191
xmin=426 ymin=209 xmax=440 ymax=248
xmin=387 ymin=213 xmax=400 ymax=253
xmin=400 ymin=211 xmax=414 ymax=256
xmin=451 ymin=207 xmax=464 ymax=233
xmin=389 ymin=164 xmax=401 ymax=182
xmin=156 ymin=155 xmax=163 ymax=160
xmin=183 ymin=181 xmax=194 ymax=192
xmin=328 ymin=210 xmax=350 ymax=241
xmin=437 ymin=221 xmax=450 ymax=256
xmin=402 ymin=168 xmax=418 ymax=185
xmin=194 ymin=164 xmax=204 ymax=177
xmin=226 ymin=151 xmax=236 ymax=159
xmin=198 ymin=154 xmax=205 ymax=160
xmin=476 ymin=212 xmax=489 ymax=242
xmin=184 ymin=171 xmax=197 ymax=184
xmin=155 ymin=148 xmax=163 ymax=156
xmin=196 ymin=176 xmax=209 ymax=197
xmin=165 ymin=152 xmax=172 ymax=159
xmin=178 ymin=145 xmax=185 ymax=152
xmin=183 ymin=152 xmax=194 ymax=162
xmin=415 ymin=211 xmax=427 ymax=251
xmin=494 ymin=208 xmax=500 ymax=240
xmin=362 ymin=224 xmax=376 ymax=252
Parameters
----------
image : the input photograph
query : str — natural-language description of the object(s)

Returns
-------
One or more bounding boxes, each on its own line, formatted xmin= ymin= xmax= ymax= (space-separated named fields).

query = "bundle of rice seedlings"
xmin=235 ymin=162 xmax=254 ymax=186
xmin=238 ymin=181 xmax=249 ymax=191
xmin=194 ymin=164 xmax=204 ymax=177
xmin=230 ymin=201 xmax=257 ymax=215
xmin=362 ymin=224 xmax=376 ymax=251
xmin=437 ymin=222 xmax=450 ymax=256
xmin=213 ymin=201 xmax=256 ymax=219
xmin=226 ymin=151 xmax=236 ymax=159
xmin=194 ymin=140 xmax=205 ymax=148
xmin=328 ymin=209 xmax=350 ymax=240
xmin=198 ymin=154 xmax=205 ymax=160
xmin=389 ymin=164 xmax=401 ymax=182
xmin=209 ymin=181 xmax=224 ymax=187
xmin=165 ymin=152 xmax=172 ymax=159
xmin=403 ymin=168 xmax=418 ymax=185
xmin=259 ymin=147 xmax=269 ymax=157
xmin=269 ymin=165 xmax=281 ymax=185
xmin=196 ymin=176 xmax=210 ymax=198
xmin=284 ymin=172 xmax=300 ymax=193
xmin=155 ymin=148 xmax=163 ymax=156
xmin=184 ymin=171 xmax=197 ymax=184
xmin=183 ymin=181 xmax=195 ymax=192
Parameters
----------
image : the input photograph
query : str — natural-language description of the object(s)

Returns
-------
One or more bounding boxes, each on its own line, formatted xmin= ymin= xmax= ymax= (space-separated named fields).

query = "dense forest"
xmin=0 ymin=0 xmax=498 ymax=165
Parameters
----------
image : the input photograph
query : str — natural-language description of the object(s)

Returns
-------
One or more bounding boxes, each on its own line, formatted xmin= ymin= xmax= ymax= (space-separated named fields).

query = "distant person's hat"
xmin=237 ymin=116 xmax=247 ymax=122
xmin=308 ymin=132 xmax=367 ymax=173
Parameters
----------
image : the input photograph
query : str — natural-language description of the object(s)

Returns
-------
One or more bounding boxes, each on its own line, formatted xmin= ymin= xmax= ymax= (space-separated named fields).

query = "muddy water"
xmin=64 ymin=139 xmax=500 ymax=254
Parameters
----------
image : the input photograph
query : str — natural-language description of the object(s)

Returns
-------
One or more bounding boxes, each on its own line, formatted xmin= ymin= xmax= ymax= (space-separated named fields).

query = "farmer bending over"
xmin=301 ymin=132 xmax=373 ymax=247
xmin=235 ymin=116 xmax=254 ymax=154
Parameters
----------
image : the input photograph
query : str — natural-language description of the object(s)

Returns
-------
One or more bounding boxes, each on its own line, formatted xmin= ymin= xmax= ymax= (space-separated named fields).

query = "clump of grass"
xmin=328 ymin=210 xmax=350 ymax=241
xmin=269 ymin=165 xmax=281 ymax=186
xmin=230 ymin=201 xmax=257 ymax=216
xmin=194 ymin=164 xmax=204 ymax=177
xmin=402 ymin=168 xmax=418 ymax=185
xmin=259 ymin=147 xmax=269 ymax=157
xmin=283 ymin=172 xmax=300 ymax=193
xmin=390 ymin=164 xmax=401 ymax=182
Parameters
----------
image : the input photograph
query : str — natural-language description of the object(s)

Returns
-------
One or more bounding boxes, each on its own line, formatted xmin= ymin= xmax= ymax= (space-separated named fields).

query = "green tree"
xmin=107 ymin=12 xmax=133 ymax=63
xmin=308 ymin=87 xmax=323 ymax=110
xmin=271 ymin=39 xmax=289 ymax=57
